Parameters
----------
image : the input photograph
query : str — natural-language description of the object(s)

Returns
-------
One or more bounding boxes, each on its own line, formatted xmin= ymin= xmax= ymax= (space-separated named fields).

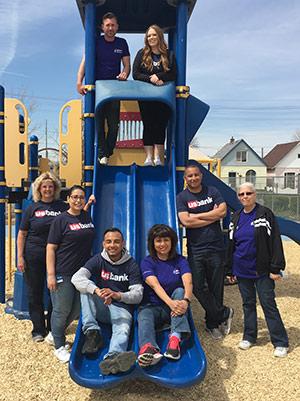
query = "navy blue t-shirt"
xmin=95 ymin=35 xmax=130 ymax=80
xmin=140 ymin=255 xmax=191 ymax=306
xmin=176 ymin=185 xmax=225 ymax=251
xmin=20 ymin=200 xmax=68 ymax=254
xmin=47 ymin=211 xmax=95 ymax=277
xmin=84 ymin=253 xmax=141 ymax=312
xmin=232 ymin=207 xmax=258 ymax=278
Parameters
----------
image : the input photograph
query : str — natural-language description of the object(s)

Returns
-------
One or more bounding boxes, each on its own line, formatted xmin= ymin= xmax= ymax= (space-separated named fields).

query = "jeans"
xmin=81 ymin=293 xmax=132 ymax=358
xmin=237 ymin=276 xmax=289 ymax=347
xmin=24 ymin=251 xmax=52 ymax=337
xmin=50 ymin=277 xmax=80 ymax=349
xmin=97 ymin=100 xmax=120 ymax=158
xmin=188 ymin=249 xmax=229 ymax=329
xmin=138 ymin=287 xmax=191 ymax=349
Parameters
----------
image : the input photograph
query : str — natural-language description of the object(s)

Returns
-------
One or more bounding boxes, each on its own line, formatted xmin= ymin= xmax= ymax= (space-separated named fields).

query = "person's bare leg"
xmin=144 ymin=146 xmax=154 ymax=166
xmin=154 ymin=144 xmax=164 ymax=166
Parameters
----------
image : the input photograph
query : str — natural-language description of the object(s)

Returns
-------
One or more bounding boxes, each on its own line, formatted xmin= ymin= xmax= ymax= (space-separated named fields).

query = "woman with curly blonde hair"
xmin=17 ymin=172 xmax=68 ymax=343
xmin=133 ymin=25 xmax=176 ymax=166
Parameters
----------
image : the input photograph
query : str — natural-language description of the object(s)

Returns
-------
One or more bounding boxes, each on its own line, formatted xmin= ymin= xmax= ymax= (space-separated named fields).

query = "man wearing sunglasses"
xmin=176 ymin=161 xmax=234 ymax=340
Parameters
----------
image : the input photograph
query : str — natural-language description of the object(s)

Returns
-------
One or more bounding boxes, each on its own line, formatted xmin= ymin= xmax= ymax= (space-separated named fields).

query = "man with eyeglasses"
xmin=176 ymin=161 xmax=233 ymax=340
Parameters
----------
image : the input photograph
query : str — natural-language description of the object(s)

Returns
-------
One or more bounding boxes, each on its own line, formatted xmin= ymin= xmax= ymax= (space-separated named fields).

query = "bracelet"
xmin=183 ymin=298 xmax=191 ymax=304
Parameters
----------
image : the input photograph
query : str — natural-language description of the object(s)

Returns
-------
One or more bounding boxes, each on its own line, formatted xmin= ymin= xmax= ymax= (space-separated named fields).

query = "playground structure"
xmin=0 ymin=0 xmax=300 ymax=391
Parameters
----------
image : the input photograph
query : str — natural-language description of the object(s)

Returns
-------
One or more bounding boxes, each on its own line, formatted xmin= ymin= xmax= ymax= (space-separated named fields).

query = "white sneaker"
xmin=54 ymin=346 xmax=70 ymax=363
xmin=98 ymin=157 xmax=108 ymax=165
xmin=154 ymin=158 xmax=163 ymax=166
xmin=273 ymin=346 xmax=288 ymax=358
xmin=205 ymin=327 xmax=223 ymax=340
xmin=144 ymin=158 xmax=154 ymax=166
xmin=238 ymin=340 xmax=254 ymax=350
xmin=45 ymin=332 xmax=54 ymax=346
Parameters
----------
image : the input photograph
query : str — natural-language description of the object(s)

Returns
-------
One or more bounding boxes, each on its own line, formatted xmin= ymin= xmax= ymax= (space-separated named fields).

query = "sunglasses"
xmin=238 ymin=192 xmax=254 ymax=197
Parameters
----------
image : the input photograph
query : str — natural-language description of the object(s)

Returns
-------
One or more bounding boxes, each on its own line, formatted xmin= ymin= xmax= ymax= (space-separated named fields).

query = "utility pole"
xmin=45 ymin=119 xmax=48 ymax=158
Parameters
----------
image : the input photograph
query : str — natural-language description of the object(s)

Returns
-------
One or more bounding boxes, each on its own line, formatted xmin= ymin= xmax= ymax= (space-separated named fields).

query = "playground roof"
xmin=76 ymin=0 xmax=197 ymax=33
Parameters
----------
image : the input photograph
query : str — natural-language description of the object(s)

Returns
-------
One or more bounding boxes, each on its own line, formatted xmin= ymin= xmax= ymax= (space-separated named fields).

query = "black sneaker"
xmin=82 ymin=329 xmax=103 ymax=355
xmin=99 ymin=351 xmax=136 ymax=375
xmin=164 ymin=335 xmax=181 ymax=360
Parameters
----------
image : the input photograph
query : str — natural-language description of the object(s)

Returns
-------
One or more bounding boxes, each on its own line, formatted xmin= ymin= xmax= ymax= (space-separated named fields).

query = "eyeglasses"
xmin=70 ymin=195 xmax=85 ymax=201
xmin=238 ymin=192 xmax=254 ymax=197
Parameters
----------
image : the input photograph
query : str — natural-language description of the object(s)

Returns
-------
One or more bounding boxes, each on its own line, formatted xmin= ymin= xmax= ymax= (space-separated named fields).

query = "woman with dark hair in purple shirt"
xmin=137 ymin=224 xmax=192 ymax=367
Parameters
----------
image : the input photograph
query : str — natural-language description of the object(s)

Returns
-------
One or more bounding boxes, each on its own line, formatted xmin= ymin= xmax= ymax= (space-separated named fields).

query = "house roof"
xmin=263 ymin=141 xmax=300 ymax=168
xmin=213 ymin=138 xmax=266 ymax=165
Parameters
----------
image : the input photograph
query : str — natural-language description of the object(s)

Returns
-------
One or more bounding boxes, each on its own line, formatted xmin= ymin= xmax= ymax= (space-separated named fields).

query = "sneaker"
xmin=154 ymin=158 xmax=163 ymax=166
xmin=82 ymin=329 xmax=103 ymax=355
xmin=138 ymin=343 xmax=163 ymax=367
xmin=32 ymin=334 xmax=44 ymax=343
xmin=54 ymin=346 xmax=70 ymax=363
xmin=98 ymin=156 xmax=108 ymax=165
xmin=220 ymin=308 xmax=234 ymax=336
xmin=99 ymin=351 xmax=136 ymax=375
xmin=238 ymin=340 xmax=254 ymax=350
xmin=164 ymin=335 xmax=181 ymax=360
xmin=273 ymin=346 xmax=288 ymax=358
xmin=205 ymin=327 xmax=223 ymax=340
xmin=144 ymin=158 xmax=154 ymax=167
xmin=45 ymin=332 xmax=54 ymax=346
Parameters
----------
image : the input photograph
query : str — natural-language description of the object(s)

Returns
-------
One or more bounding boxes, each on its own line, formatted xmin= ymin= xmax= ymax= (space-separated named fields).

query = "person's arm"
xmin=16 ymin=229 xmax=28 ymax=272
xmin=195 ymin=202 xmax=227 ymax=221
xmin=182 ymin=272 xmax=193 ymax=302
xmin=83 ymin=194 xmax=96 ymax=212
xmin=178 ymin=202 xmax=227 ymax=228
xmin=145 ymin=275 xmax=187 ymax=316
xmin=117 ymin=55 xmax=131 ymax=80
xmin=71 ymin=267 xmax=97 ymax=294
xmin=77 ymin=55 xmax=87 ymax=95
xmin=132 ymin=50 xmax=151 ymax=82
xmin=46 ymin=243 xmax=58 ymax=291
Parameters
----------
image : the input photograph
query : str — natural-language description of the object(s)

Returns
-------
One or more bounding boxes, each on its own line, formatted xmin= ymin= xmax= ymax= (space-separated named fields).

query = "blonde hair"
xmin=32 ymin=172 xmax=61 ymax=202
xmin=142 ymin=25 xmax=170 ymax=72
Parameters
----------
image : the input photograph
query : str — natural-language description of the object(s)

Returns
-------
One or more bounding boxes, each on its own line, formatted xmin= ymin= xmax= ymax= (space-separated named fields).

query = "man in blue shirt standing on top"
xmin=176 ymin=161 xmax=234 ymax=340
xmin=77 ymin=12 xmax=131 ymax=165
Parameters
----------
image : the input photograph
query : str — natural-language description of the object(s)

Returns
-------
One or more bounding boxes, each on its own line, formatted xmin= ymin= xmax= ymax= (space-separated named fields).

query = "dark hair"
xmin=68 ymin=185 xmax=85 ymax=196
xmin=103 ymin=227 xmax=124 ymax=240
xmin=102 ymin=12 xmax=118 ymax=23
xmin=184 ymin=160 xmax=202 ymax=175
xmin=147 ymin=224 xmax=178 ymax=260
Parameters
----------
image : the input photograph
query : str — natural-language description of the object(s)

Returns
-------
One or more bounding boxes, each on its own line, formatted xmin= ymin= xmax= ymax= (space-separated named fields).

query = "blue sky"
xmin=0 ymin=0 xmax=299 ymax=157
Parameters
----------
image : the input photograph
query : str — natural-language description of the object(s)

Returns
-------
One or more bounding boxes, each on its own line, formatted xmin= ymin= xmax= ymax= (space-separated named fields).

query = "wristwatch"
xmin=183 ymin=298 xmax=191 ymax=304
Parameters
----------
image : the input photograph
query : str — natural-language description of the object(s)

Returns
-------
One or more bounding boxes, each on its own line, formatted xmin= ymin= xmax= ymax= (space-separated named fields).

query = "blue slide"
xmin=69 ymin=160 xmax=207 ymax=389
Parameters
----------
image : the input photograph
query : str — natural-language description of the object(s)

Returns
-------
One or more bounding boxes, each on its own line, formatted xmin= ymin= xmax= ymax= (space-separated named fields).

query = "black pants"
xmin=139 ymin=101 xmax=170 ymax=146
xmin=188 ymin=249 xmax=229 ymax=329
xmin=98 ymin=100 xmax=120 ymax=158
xmin=24 ymin=252 xmax=51 ymax=337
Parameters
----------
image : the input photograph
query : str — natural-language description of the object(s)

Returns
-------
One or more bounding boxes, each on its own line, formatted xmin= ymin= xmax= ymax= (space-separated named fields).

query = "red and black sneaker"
xmin=164 ymin=335 xmax=181 ymax=360
xmin=138 ymin=343 xmax=163 ymax=367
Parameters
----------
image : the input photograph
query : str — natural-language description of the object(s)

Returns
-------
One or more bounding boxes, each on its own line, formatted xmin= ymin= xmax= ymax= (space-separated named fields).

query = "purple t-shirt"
xmin=232 ymin=207 xmax=258 ymax=278
xmin=47 ymin=210 xmax=95 ymax=277
xmin=140 ymin=255 xmax=191 ymax=306
xmin=95 ymin=35 xmax=130 ymax=80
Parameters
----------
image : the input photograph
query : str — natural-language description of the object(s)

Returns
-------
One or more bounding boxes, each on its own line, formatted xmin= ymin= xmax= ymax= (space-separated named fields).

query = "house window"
xmin=246 ymin=169 xmax=256 ymax=185
xmin=236 ymin=150 xmax=247 ymax=162
xmin=298 ymin=154 xmax=300 ymax=158
xmin=228 ymin=172 xmax=237 ymax=189
xmin=284 ymin=172 xmax=295 ymax=189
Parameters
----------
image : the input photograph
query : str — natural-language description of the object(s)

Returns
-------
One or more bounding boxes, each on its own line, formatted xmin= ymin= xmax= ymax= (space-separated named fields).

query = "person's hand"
xmin=155 ymin=80 xmax=164 ymax=86
xmin=96 ymin=288 xmax=121 ymax=305
xmin=117 ymin=71 xmax=128 ymax=81
xmin=47 ymin=275 xmax=57 ymax=292
xmin=87 ymin=194 xmax=96 ymax=206
xmin=77 ymin=83 xmax=88 ymax=95
xmin=270 ymin=273 xmax=282 ymax=281
xmin=168 ymin=299 xmax=187 ymax=316
xmin=226 ymin=275 xmax=237 ymax=284
xmin=150 ymin=74 xmax=159 ymax=84
xmin=17 ymin=256 xmax=26 ymax=272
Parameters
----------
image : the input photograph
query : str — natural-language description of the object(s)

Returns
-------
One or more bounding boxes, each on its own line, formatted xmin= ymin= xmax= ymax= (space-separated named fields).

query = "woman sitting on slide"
xmin=138 ymin=224 xmax=192 ymax=367
xmin=133 ymin=25 xmax=176 ymax=166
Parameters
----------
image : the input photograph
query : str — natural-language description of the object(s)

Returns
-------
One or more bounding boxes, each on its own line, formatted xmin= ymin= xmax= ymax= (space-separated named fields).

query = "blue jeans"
xmin=188 ymin=249 xmax=229 ymax=329
xmin=50 ymin=277 xmax=80 ymax=349
xmin=238 ymin=276 xmax=288 ymax=347
xmin=138 ymin=288 xmax=191 ymax=349
xmin=81 ymin=293 xmax=132 ymax=358
xmin=97 ymin=100 xmax=120 ymax=158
